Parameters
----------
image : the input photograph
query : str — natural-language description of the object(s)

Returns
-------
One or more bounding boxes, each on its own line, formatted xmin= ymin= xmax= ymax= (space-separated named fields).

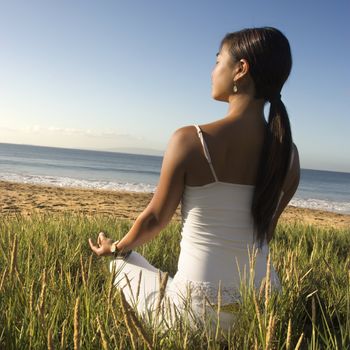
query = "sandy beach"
xmin=1 ymin=180 xmax=349 ymax=230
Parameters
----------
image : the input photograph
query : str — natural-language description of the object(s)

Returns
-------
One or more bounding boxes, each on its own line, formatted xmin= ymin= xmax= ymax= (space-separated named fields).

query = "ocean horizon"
xmin=1 ymin=142 xmax=349 ymax=215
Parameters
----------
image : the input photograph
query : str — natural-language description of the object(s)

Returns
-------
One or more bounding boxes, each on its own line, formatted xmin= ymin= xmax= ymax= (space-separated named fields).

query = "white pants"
xmin=110 ymin=251 xmax=237 ymax=333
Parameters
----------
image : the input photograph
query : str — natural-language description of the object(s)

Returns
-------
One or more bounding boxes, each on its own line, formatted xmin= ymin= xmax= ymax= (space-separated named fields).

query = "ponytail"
xmin=251 ymin=98 xmax=293 ymax=246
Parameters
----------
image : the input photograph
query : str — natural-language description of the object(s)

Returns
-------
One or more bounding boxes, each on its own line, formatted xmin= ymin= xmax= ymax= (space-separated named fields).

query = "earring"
xmin=233 ymin=82 xmax=238 ymax=93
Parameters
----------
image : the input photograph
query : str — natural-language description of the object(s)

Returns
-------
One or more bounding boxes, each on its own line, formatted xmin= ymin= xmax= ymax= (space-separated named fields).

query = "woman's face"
xmin=211 ymin=44 xmax=236 ymax=102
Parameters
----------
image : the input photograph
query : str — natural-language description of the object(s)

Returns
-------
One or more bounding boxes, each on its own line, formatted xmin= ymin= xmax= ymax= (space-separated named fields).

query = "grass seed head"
xmin=96 ymin=315 xmax=109 ymax=350
xmin=74 ymin=297 xmax=80 ymax=350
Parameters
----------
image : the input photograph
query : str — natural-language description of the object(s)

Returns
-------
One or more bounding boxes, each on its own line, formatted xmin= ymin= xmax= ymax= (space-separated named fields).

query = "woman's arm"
xmin=89 ymin=127 xmax=193 ymax=256
xmin=267 ymin=144 xmax=301 ymax=240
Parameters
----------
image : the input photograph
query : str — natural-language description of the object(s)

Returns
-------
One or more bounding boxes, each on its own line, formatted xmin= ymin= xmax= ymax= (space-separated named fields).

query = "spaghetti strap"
xmin=194 ymin=125 xmax=219 ymax=182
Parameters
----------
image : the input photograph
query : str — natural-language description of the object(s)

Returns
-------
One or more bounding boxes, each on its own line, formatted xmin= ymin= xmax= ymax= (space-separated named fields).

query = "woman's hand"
xmin=89 ymin=232 xmax=114 ymax=256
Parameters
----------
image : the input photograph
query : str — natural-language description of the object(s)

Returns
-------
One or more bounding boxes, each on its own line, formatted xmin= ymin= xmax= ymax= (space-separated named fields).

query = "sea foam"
xmin=2 ymin=172 xmax=350 ymax=214
xmin=290 ymin=197 xmax=350 ymax=215
xmin=0 ymin=172 xmax=156 ymax=193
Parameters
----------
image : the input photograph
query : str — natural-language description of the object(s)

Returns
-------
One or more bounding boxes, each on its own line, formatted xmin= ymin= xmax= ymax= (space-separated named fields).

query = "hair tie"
xmin=269 ymin=93 xmax=281 ymax=103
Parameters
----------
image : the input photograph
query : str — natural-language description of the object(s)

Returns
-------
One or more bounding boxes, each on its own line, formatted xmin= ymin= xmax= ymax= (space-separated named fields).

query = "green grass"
xmin=0 ymin=213 xmax=349 ymax=349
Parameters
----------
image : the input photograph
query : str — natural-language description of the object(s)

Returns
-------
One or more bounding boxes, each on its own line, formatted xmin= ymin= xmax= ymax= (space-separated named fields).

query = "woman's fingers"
xmin=88 ymin=238 xmax=98 ymax=253
xmin=97 ymin=231 xmax=107 ymax=246
xmin=89 ymin=235 xmax=111 ymax=256
xmin=89 ymin=238 xmax=105 ymax=256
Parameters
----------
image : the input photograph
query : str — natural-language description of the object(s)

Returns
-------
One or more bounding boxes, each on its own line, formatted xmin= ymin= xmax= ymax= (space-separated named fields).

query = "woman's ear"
xmin=233 ymin=59 xmax=250 ymax=80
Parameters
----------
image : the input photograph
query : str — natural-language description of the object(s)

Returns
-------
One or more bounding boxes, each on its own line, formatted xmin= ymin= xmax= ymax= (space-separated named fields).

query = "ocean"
xmin=0 ymin=142 xmax=349 ymax=215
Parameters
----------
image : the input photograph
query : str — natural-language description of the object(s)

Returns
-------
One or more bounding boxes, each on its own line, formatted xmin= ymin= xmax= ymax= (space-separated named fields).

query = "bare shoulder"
xmin=171 ymin=125 xmax=197 ymax=140
xmin=168 ymin=125 xmax=198 ymax=150
xmin=164 ymin=125 xmax=198 ymax=164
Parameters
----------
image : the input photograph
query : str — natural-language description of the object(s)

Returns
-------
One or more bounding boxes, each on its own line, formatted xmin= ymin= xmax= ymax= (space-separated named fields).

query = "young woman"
xmin=89 ymin=26 xmax=300 ymax=332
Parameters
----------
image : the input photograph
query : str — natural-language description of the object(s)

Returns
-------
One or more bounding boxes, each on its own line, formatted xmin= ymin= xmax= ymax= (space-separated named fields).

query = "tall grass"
xmin=0 ymin=213 xmax=349 ymax=349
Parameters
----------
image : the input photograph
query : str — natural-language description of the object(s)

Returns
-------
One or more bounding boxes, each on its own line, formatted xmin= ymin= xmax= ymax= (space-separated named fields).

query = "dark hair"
xmin=220 ymin=27 xmax=293 ymax=246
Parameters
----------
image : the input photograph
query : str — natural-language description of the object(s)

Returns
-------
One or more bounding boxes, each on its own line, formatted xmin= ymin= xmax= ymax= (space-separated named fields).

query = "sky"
xmin=0 ymin=0 xmax=349 ymax=172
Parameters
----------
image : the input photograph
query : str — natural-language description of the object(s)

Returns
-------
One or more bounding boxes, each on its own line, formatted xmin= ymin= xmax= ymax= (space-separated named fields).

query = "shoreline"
xmin=1 ymin=180 xmax=349 ymax=230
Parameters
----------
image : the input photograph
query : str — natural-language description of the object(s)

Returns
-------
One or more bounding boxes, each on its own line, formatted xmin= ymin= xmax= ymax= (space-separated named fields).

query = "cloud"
xmin=2 ymin=125 xmax=127 ymax=137
xmin=0 ymin=124 xmax=164 ymax=151
xmin=27 ymin=126 xmax=137 ymax=139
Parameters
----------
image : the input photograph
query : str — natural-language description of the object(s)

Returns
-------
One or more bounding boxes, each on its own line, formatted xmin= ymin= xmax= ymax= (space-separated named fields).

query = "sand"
xmin=1 ymin=180 xmax=349 ymax=230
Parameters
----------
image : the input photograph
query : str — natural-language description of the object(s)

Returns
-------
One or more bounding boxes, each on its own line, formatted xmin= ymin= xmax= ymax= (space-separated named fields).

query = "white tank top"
xmin=170 ymin=125 xmax=293 ymax=305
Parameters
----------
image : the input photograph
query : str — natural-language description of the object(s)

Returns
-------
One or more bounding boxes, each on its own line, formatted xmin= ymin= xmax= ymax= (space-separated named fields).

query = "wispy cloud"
xmin=0 ymin=125 xmax=164 ymax=152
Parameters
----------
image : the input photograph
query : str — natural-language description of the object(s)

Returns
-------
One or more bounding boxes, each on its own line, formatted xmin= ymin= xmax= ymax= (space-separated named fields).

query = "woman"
xmin=89 ymin=27 xmax=300 ymax=332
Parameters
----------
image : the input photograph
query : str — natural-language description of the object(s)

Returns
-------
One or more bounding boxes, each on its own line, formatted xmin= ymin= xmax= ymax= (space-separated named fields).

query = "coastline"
xmin=1 ymin=180 xmax=349 ymax=230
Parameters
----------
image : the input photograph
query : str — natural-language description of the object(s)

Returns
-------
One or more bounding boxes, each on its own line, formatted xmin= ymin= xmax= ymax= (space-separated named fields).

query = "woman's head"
xmin=214 ymin=27 xmax=292 ymax=103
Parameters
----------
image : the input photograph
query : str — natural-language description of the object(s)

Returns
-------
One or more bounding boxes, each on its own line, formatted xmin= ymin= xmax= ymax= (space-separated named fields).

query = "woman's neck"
xmin=225 ymin=94 xmax=266 ymax=126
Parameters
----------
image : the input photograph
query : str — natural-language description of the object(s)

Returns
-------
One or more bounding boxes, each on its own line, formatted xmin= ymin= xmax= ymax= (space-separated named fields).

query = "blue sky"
xmin=0 ymin=0 xmax=349 ymax=172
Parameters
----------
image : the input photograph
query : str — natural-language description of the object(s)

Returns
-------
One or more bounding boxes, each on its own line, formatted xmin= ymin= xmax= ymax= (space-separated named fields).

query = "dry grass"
xmin=0 ymin=213 xmax=349 ymax=349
